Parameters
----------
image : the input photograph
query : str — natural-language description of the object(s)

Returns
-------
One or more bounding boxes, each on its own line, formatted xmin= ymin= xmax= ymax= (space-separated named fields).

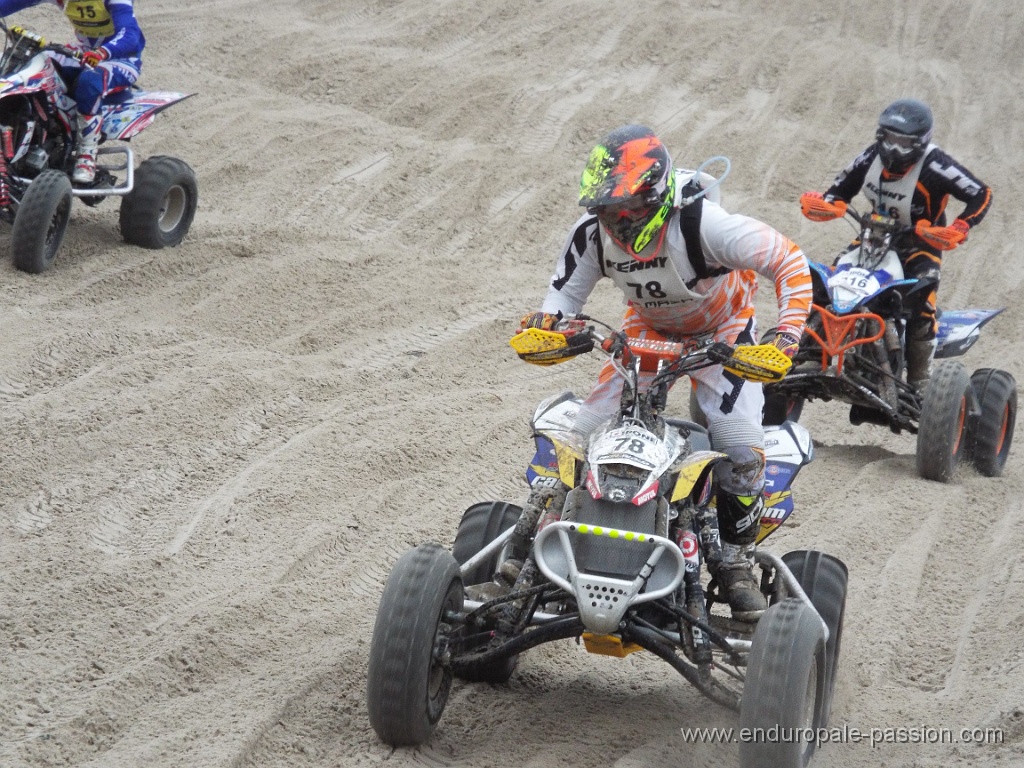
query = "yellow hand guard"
xmin=723 ymin=343 xmax=793 ymax=383
xmin=509 ymin=327 xmax=593 ymax=366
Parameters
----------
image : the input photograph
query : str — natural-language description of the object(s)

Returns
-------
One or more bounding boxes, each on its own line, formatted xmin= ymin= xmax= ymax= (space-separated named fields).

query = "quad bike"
xmin=0 ymin=22 xmax=198 ymax=273
xmin=367 ymin=316 xmax=849 ymax=768
xmin=760 ymin=206 xmax=1016 ymax=483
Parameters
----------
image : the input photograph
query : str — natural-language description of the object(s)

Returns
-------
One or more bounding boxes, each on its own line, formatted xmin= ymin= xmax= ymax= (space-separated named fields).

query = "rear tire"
xmin=452 ymin=501 xmax=522 ymax=585
xmin=12 ymin=170 xmax=72 ymax=274
xmin=739 ymin=599 xmax=826 ymax=768
xmin=119 ymin=156 xmax=198 ymax=249
xmin=366 ymin=544 xmax=461 ymax=746
xmin=916 ymin=361 xmax=972 ymax=482
xmin=451 ymin=501 xmax=522 ymax=683
xmin=780 ymin=550 xmax=847 ymax=726
xmin=967 ymin=368 xmax=1017 ymax=477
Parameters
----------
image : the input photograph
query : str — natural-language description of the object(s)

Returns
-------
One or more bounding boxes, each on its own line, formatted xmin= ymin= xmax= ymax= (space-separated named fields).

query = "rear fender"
xmin=936 ymin=308 xmax=1005 ymax=359
xmin=757 ymin=422 xmax=814 ymax=543
xmin=100 ymin=91 xmax=194 ymax=140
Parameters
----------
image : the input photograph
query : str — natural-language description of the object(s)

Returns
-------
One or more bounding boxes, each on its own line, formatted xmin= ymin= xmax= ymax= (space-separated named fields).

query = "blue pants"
xmin=57 ymin=59 xmax=141 ymax=116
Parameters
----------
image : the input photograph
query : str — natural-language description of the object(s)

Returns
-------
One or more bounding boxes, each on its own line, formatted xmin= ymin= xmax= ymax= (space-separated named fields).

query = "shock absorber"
xmin=0 ymin=154 xmax=12 ymax=211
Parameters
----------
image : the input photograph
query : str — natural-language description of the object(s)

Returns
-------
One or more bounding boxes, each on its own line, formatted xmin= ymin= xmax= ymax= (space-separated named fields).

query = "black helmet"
xmin=875 ymin=99 xmax=933 ymax=173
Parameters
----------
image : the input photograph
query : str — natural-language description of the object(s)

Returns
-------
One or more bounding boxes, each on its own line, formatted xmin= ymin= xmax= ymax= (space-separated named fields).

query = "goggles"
xmin=877 ymin=128 xmax=922 ymax=157
xmin=587 ymin=196 xmax=654 ymax=216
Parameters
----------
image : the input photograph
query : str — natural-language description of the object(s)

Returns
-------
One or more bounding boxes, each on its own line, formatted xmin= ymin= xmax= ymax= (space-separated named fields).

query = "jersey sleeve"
xmin=0 ymin=0 xmax=43 ymax=16
xmin=824 ymin=145 xmax=876 ymax=203
xmin=539 ymin=214 xmax=605 ymax=318
xmin=923 ymin=148 xmax=992 ymax=228
xmin=101 ymin=0 xmax=145 ymax=58
xmin=699 ymin=203 xmax=813 ymax=338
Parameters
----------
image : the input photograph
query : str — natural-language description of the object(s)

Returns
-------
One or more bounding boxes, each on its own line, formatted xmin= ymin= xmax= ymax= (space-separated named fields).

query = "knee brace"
xmin=710 ymin=418 xmax=766 ymax=545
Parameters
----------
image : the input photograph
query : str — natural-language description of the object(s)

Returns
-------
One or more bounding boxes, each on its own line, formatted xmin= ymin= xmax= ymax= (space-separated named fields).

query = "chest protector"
xmin=62 ymin=0 xmax=115 ymax=39
xmin=861 ymin=143 xmax=935 ymax=224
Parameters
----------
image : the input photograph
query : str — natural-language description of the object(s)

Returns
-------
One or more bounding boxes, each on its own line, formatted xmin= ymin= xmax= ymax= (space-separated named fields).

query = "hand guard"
xmin=915 ymin=219 xmax=968 ymax=251
xmin=800 ymin=191 xmax=848 ymax=222
xmin=509 ymin=326 xmax=593 ymax=366
xmin=519 ymin=311 xmax=561 ymax=331
xmin=82 ymin=48 xmax=109 ymax=68
xmin=771 ymin=331 xmax=800 ymax=359
xmin=722 ymin=343 xmax=793 ymax=383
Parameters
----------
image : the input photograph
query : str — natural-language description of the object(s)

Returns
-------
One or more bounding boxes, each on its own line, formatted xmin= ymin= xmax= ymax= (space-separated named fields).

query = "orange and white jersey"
xmin=541 ymin=200 xmax=812 ymax=343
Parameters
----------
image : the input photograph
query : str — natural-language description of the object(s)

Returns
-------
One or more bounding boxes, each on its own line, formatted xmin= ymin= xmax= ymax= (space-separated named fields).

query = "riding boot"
xmin=714 ymin=540 xmax=767 ymax=621
xmin=906 ymin=337 xmax=937 ymax=392
xmin=73 ymin=113 xmax=102 ymax=184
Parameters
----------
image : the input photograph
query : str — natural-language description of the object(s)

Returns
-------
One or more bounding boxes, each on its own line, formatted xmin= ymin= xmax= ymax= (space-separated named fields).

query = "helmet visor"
xmin=592 ymin=200 xmax=658 ymax=247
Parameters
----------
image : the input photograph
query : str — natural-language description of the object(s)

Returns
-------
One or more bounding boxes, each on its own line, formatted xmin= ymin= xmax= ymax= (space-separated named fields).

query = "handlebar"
xmin=509 ymin=315 xmax=792 ymax=384
xmin=2 ymin=22 xmax=83 ymax=63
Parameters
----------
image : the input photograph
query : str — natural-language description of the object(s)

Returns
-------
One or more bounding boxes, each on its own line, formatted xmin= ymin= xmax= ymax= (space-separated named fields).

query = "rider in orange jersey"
xmin=520 ymin=125 xmax=812 ymax=620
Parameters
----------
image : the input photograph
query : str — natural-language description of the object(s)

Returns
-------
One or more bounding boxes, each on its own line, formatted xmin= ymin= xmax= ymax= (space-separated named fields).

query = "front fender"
xmin=670 ymin=450 xmax=727 ymax=502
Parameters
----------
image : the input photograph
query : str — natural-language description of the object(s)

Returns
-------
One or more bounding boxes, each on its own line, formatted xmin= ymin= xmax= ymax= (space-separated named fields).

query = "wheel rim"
xmin=426 ymin=588 xmax=458 ymax=720
xmin=46 ymin=196 xmax=71 ymax=248
xmin=158 ymin=184 xmax=188 ymax=233
xmin=952 ymin=395 xmax=966 ymax=455
xmin=996 ymin=405 xmax=1010 ymax=455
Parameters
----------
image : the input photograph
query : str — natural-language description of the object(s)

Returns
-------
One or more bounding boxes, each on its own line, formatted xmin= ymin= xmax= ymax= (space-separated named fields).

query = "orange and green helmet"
xmin=579 ymin=125 xmax=675 ymax=260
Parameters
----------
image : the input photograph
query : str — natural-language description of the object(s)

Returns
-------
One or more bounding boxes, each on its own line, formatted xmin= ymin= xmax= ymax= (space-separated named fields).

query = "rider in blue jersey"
xmin=0 ymin=0 xmax=145 ymax=184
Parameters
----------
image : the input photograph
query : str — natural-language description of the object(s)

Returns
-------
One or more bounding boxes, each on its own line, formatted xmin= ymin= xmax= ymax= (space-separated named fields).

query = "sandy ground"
xmin=1 ymin=1 xmax=1023 ymax=766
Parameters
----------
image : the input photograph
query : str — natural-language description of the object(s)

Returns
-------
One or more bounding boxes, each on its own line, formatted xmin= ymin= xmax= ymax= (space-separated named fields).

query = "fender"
xmin=757 ymin=422 xmax=814 ymax=542
xmin=936 ymin=308 xmax=1006 ymax=359
xmin=527 ymin=391 xmax=584 ymax=490
xmin=101 ymin=90 xmax=195 ymax=140
xmin=670 ymin=450 xmax=726 ymax=502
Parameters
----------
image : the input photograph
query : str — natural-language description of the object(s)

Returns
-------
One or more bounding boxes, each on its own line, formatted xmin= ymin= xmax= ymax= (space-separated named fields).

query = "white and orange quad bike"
xmin=366 ymin=317 xmax=849 ymax=768
xmin=0 ymin=22 xmax=198 ymax=273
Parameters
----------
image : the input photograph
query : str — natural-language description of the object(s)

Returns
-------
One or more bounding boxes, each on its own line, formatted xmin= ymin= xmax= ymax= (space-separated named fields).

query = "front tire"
xmin=739 ymin=599 xmax=826 ymax=768
xmin=966 ymin=368 xmax=1017 ymax=477
xmin=12 ymin=170 xmax=72 ymax=274
xmin=366 ymin=544 xmax=461 ymax=746
xmin=119 ymin=156 xmax=198 ymax=249
xmin=780 ymin=551 xmax=847 ymax=726
xmin=916 ymin=360 xmax=972 ymax=482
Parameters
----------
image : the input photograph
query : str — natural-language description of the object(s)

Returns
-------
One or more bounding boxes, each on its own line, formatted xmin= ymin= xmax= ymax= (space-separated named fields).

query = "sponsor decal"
xmin=632 ymin=482 xmax=659 ymax=505
xmin=606 ymin=256 xmax=668 ymax=273
xmin=680 ymin=531 xmax=699 ymax=560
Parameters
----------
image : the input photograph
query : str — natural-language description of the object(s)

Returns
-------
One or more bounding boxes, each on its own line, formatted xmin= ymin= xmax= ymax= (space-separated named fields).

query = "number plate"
xmin=589 ymin=426 xmax=668 ymax=470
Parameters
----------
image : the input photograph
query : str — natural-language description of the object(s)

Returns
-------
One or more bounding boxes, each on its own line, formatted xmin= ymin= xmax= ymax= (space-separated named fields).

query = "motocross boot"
xmin=73 ymin=113 xmax=102 ymax=184
xmin=906 ymin=337 xmax=937 ymax=392
xmin=464 ymin=559 xmax=522 ymax=603
xmin=714 ymin=541 xmax=767 ymax=621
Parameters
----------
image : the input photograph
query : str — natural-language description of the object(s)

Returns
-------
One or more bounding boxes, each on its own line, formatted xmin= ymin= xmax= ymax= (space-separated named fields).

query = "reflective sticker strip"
xmin=574 ymin=524 xmax=648 ymax=542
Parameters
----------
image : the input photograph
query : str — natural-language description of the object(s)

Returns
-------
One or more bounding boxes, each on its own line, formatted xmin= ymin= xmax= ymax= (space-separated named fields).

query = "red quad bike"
xmin=0 ymin=22 xmax=198 ymax=273
xmin=367 ymin=317 xmax=849 ymax=768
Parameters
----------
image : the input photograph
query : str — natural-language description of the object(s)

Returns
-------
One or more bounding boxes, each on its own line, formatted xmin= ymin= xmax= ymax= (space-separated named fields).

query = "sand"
xmin=1 ymin=1 xmax=1022 ymax=766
